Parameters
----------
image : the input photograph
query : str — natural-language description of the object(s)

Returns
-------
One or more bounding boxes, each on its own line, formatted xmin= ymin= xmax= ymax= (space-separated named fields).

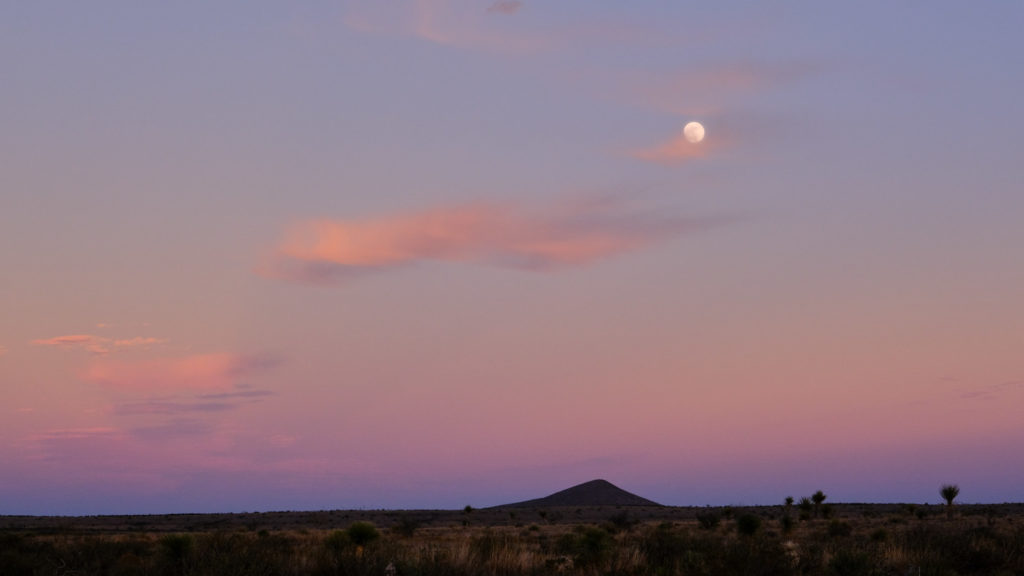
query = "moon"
xmin=683 ymin=121 xmax=705 ymax=143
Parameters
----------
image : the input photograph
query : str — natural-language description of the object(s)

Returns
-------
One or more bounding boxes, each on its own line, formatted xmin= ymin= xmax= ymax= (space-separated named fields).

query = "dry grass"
xmin=2 ymin=505 xmax=1023 ymax=575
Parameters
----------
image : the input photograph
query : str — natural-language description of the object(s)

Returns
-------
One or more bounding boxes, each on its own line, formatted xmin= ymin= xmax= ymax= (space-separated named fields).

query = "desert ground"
xmin=3 ymin=502 xmax=1023 ymax=575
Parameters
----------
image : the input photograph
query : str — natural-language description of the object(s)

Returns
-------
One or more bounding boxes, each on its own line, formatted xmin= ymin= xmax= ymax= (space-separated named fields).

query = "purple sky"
xmin=2 ymin=2 xmax=1023 ymax=515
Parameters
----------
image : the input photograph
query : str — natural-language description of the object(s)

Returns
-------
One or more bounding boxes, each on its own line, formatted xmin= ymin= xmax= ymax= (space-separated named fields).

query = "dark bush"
xmin=828 ymin=519 xmax=852 ymax=538
xmin=696 ymin=511 xmax=721 ymax=530
xmin=346 ymin=522 xmax=380 ymax=548
xmin=736 ymin=513 xmax=762 ymax=536
xmin=829 ymin=549 xmax=873 ymax=576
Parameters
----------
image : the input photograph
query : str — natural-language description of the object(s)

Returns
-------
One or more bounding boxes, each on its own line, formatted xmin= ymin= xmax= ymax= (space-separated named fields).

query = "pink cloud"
xmin=629 ymin=132 xmax=714 ymax=164
xmin=32 ymin=334 xmax=96 ymax=347
xmin=262 ymin=199 xmax=721 ymax=283
xmin=0 ymin=344 xmax=7 ymax=356
xmin=83 ymin=353 xmax=280 ymax=390
xmin=627 ymin=62 xmax=817 ymax=116
xmin=113 ymin=337 xmax=165 ymax=349
xmin=31 ymin=333 xmax=166 ymax=355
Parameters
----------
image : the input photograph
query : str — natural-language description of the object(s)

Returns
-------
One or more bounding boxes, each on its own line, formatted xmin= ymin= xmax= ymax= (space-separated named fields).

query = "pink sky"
xmin=2 ymin=1 xmax=1023 ymax=514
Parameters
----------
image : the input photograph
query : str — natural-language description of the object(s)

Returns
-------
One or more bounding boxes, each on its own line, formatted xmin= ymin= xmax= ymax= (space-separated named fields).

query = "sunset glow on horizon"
xmin=2 ymin=2 xmax=1023 ymax=515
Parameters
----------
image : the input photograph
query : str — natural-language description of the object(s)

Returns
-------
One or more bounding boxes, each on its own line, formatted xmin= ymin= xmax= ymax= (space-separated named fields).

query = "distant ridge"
xmin=499 ymin=479 xmax=661 ymax=508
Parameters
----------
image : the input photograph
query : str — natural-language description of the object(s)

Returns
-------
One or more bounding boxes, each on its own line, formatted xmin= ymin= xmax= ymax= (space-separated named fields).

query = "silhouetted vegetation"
xmin=941 ymin=483 xmax=960 ymax=518
xmin=3 ymin=497 xmax=1024 ymax=575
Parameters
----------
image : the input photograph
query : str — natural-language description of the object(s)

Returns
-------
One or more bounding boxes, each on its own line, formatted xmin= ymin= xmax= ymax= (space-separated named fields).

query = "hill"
xmin=498 ymin=479 xmax=661 ymax=508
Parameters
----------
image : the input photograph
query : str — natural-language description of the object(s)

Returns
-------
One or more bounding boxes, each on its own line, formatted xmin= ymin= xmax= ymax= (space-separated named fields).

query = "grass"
xmin=2 ymin=505 xmax=1023 ymax=575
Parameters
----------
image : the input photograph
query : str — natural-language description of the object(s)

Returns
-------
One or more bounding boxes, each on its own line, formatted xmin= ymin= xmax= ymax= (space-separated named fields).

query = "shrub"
xmin=607 ymin=511 xmax=637 ymax=532
xmin=158 ymin=534 xmax=193 ymax=576
xmin=575 ymin=526 xmax=613 ymax=568
xmin=798 ymin=497 xmax=813 ymax=521
xmin=828 ymin=519 xmax=852 ymax=538
xmin=641 ymin=523 xmax=687 ymax=571
xmin=780 ymin=514 xmax=795 ymax=534
xmin=736 ymin=513 xmax=762 ymax=536
xmin=346 ymin=521 xmax=380 ymax=548
xmin=812 ymin=490 xmax=827 ymax=518
xmin=696 ymin=511 xmax=721 ymax=530
xmin=829 ymin=549 xmax=873 ymax=576
xmin=941 ymin=484 xmax=960 ymax=518
xmin=324 ymin=530 xmax=349 ymax=554
xmin=392 ymin=518 xmax=421 ymax=538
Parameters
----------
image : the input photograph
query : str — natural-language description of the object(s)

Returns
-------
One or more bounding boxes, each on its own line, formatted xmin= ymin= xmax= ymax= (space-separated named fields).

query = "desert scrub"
xmin=736 ymin=513 xmax=762 ymax=536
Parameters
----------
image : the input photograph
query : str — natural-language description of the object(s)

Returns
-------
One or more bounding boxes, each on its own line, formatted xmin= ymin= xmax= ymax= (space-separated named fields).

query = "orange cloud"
xmin=31 ymin=333 xmax=166 ymax=355
xmin=32 ymin=334 xmax=95 ymax=346
xmin=83 ymin=353 xmax=280 ymax=390
xmin=263 ymin=199 xmax=722 ymax=283
xmin=0 ymin=344 xmax=7 ymax=356
xmin=113 ymin=337 xmax=165 ymax=349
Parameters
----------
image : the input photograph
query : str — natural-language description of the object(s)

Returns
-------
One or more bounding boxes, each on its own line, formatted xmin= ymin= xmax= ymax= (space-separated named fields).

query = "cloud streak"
xmin=263 ymin=199 xmax=722 ymax=283
xmin=627 ymin=61 xmax=818 ymax=117
xmin=83 ymin=352 xmax=282 ymax=390
xmin=31 ymin=334 xmax=166 ymax=355
xmin=487 ymin=1 xmax=522 ymax=15
xmin=629 ymin=132 xmax=716 ymax=165
xmin=115 ymin=401 xmax=234 ymax=415
xmin=344 ymin=0 xmax=552 ymax=55
xmin=960 ymin=379 xmax=1024 ymax=401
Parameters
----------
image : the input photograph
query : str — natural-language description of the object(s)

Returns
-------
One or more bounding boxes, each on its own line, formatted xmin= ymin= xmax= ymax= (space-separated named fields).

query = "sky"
xmin=2 ymin=1 xmax=1023 ymax=515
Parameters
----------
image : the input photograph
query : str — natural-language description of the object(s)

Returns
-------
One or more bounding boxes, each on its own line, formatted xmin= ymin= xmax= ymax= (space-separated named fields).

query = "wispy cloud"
xmin=487 ymin=1 xmax=522 ymax=15
xmin=344 ymin=0 xmax=552 ymax=54
xmin=262 ymin=199 xmax=723 ymax=284
xmin=960 ymin=379 xmax=1024 ymax=401
xmin=130 ymin=419 xmax=216 ymax=440
xmin=31 ymin=333 xmax=166 ymax=355
xmin=83 ymin=352 xmax=281 ymax=390
xmin=626 ymin=61 xmax=818 ymax=117
xmin=198 ymin=386 xmax=276 ymax=400
xmin=115 ymin=401 xmax=234 ymax=415
xmin=116 ymin=384 xmax=275 ymax=416
xmin=24 ymin=427 xmax=130 ymax=464
xmin=33 ymin=427 xmax=122 ymax=442
xmin=629 ymin=131 xmax=720 ymax=165
xmin=0 ymin=344 xmax=7 ymax=356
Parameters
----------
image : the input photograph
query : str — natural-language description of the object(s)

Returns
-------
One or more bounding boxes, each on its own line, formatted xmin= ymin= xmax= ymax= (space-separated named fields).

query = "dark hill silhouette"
xmin=498 ymin=479 xmax=661 ymax=508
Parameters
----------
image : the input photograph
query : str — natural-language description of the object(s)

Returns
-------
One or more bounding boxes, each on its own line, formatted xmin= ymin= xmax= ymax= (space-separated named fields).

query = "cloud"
xmin=33 ymin=427 xmax=122 ymax=442
xmin=130 ymin=419 xmax=216 ymax=440
xmin=198 ymin=386 xmax=276 ymax=400
xmin=629 ymin=132 xmax=716 ymax=165
xmin=32 ymin=334 xmax=96 ymax=347
xmin=627 ymin=61 xmax=818 ymax=116
xmin=115 ymin=384 xmax=275 ymax=416
xmin=24 ymin=427 xmax=131 ymax=464
xmin=113 ymin=337 xmax=165 ymax=349
xmin=960 ymin=380 xmax=1024 ymax=401
xmin=31 ymin=333 xmax=166 ymax=355
xmin=344 ymin=0 xmax=551 ymax=54
xmin=115 ymin=401 xmax=234 ymax=415
xmin=0 ymin=344 xmax=7 ymax=356
xmin=487 ymin=1 xmax=522 ymax=15
xmin=262 ymin=199 xmax=723 ymax=283
xmin=83 ymin=352 xmax=281 ymax=390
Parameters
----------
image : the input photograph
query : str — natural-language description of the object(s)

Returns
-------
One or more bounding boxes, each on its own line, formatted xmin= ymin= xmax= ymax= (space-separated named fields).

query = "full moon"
xmin=683 ymin=121 xmax=705 ymax=143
